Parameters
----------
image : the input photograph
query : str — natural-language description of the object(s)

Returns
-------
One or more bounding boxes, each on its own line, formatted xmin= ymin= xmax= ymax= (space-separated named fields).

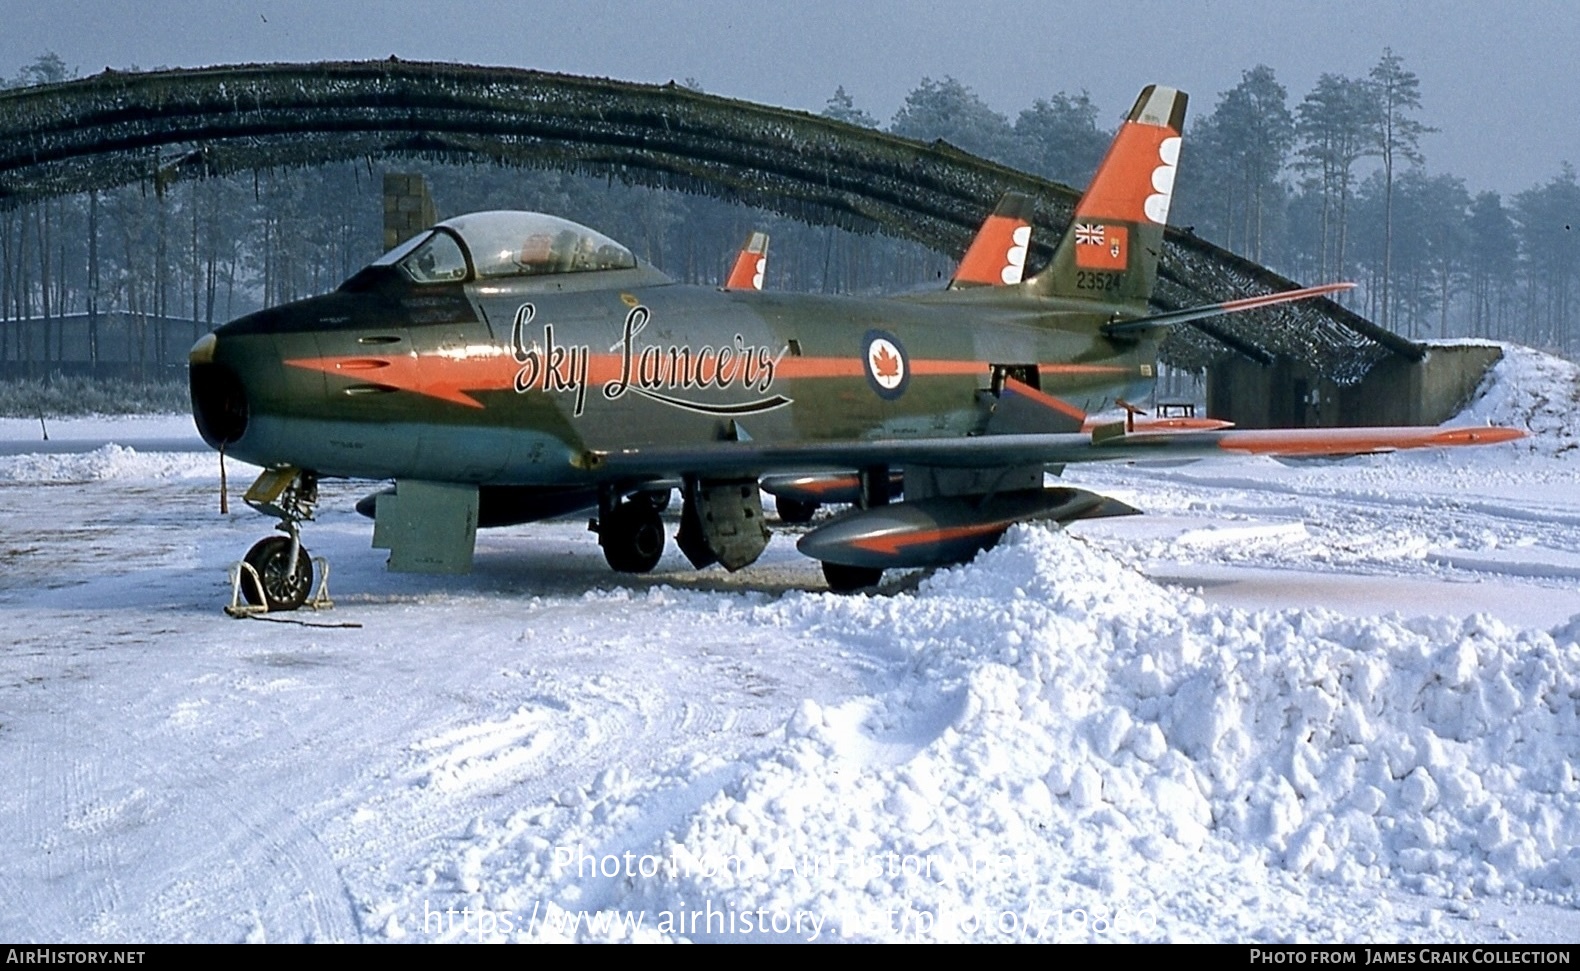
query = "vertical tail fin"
xmin=1025 ymin=85 xmax=1187 ymax=311
xmin=950 ymin=192 xmax=1034 ymax=288
xmin=724 ymin=231 xmax=769 ymax=290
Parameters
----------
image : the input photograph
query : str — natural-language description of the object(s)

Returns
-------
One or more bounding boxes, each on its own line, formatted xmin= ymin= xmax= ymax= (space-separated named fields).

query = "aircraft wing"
xmin=588 ymin=424 xmax=1524 ymax=479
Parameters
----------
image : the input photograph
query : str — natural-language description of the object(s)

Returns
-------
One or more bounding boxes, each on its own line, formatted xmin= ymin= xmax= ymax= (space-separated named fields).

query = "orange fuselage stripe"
xmin=286 ymin=352 xmax=1139 ymax=408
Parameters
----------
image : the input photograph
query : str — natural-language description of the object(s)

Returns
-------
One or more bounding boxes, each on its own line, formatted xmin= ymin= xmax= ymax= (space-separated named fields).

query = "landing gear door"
xmin=984 ymin=364 xmax=1088 ymax=436
xmin=372 ymin=480 xmax=480 ymax=574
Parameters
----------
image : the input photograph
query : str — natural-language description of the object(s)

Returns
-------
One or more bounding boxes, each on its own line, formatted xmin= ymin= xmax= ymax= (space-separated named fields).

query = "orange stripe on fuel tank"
xmin=849 ymin=520 xmax=1011 ymax=556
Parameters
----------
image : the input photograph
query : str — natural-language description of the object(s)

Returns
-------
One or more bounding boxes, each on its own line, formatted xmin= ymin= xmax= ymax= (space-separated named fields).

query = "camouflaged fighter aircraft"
xmin=188 ymin=84 xmax=1523 ymax=610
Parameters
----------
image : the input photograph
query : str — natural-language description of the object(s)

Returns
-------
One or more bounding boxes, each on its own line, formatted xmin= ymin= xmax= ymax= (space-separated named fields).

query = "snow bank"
xmin=0 ymin=444 xmax=218 ymax=482
xmin=484 ymin=528 xmax=1580 ymax=941
xmin=1456 ymin=345 xmax=1580 ymax=456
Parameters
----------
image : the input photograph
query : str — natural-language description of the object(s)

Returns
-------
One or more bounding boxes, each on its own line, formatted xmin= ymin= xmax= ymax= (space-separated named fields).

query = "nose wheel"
xmin=241 ymin=536 xmax=314 ymax=611
xmin=226 ymin=467 xmax=334 ymax=616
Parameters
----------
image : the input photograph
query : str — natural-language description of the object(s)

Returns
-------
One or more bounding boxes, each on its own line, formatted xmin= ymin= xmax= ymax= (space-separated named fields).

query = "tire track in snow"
xmin=1073 ymin=459 xmax=1580 ymax=588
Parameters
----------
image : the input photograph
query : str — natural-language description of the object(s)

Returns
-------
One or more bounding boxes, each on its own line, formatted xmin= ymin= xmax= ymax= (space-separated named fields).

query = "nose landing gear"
xmin=226 ymin=467 xmax=334 ymax=616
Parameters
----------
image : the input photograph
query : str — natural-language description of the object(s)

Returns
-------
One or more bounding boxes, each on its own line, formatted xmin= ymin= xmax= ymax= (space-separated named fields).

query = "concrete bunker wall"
xmin=1207 ymin=344 xmax=1505 ymax=429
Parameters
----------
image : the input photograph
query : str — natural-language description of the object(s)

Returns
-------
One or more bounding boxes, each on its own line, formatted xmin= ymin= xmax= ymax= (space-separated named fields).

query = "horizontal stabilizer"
xmin=1103 ymin=282 xmax=1355 ymax=337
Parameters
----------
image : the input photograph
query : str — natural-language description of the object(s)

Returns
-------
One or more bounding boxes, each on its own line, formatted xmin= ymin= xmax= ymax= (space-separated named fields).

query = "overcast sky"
xmin=3 ymin=0 xmax=1573 ymax=197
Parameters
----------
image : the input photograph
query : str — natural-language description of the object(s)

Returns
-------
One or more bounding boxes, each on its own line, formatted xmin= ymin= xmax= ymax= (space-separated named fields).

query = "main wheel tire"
xmin=242 ymin=536 xmax=313 ymax=611
xmin=599 ymin=502 xmax=666 ymax=573
xmin=822 ymin=561 xmax=883 ymax=593
xmin=776 ymin=497 xmax=818 ymax=524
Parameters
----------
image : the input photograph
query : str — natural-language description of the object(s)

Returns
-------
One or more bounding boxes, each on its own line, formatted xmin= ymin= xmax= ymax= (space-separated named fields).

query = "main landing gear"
xmin=226 ymin=467 xmax=333 ymax=616
xmin=593 ymin=487 xmax=667 ymax=574
xmin=775 ymin=497 xmax=818 ymax=524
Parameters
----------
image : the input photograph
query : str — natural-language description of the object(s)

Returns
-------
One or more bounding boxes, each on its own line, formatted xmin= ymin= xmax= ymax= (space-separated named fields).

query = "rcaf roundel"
xmin=862 ymin=329 xmax=909 ymax=400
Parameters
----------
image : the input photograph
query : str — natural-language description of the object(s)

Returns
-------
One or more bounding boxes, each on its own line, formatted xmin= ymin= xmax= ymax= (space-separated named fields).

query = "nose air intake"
xmin=189 ymin=334 xmax=249 ymax=447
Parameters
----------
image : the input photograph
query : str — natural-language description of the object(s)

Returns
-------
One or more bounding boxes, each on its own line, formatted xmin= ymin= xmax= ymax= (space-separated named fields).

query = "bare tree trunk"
xmin=88 ymin=192 xmax=99 ymax=372
xmin=191 ymin=183 xmax=201 ymax=343
xmin=37 ymin=201 xmax=53 ymax=374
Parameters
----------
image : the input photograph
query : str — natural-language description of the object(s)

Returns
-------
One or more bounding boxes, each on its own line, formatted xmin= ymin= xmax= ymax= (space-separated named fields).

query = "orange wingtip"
xmin=1422 ymin=426 xmax=1527 ymax=446
xmin=1216 ymin=425 xmax=1526 ymax=456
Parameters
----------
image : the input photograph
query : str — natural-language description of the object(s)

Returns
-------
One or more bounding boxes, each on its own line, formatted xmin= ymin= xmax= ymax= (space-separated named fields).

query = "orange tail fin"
xmin=1026 ymin=85 xmax=1187 ymax=312
xmin=724 ymin=231 xmax=769 ymax=290
xmin=950 ymin=192 xmax=1034 ymax=288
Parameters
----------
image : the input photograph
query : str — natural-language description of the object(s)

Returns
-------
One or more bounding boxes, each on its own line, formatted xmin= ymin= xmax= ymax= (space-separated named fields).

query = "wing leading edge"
xmin=588 ymin=423 xmax=1526 ymax=480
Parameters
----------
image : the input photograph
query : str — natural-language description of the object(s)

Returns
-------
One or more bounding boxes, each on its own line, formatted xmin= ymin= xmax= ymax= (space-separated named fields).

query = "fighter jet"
xmin=188 ymin=84 xmax=1522 ymax=610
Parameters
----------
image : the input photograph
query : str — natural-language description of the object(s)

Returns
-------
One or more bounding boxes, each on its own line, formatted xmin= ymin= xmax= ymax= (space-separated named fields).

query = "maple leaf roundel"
xmin=861 ymin=329 xmax=910 ymax=400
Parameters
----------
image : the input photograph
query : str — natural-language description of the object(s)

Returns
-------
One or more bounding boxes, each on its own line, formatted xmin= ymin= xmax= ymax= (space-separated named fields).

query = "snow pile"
xmin=472 ymin=527 xmax=1580 ymax=941
xmin=0 ymin=444 xmax=217 ymax=482
xmin=1455 ymin=344 xmax=1580 ymax=456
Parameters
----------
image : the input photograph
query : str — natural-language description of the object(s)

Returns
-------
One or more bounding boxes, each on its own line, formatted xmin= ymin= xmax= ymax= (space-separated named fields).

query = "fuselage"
xmin=190 ymin=213 xmax=1157 ymax=489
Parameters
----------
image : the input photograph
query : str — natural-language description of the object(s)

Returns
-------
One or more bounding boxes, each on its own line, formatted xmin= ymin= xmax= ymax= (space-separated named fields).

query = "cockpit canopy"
xmin=371 ymin=211 xmax=639 ymax=285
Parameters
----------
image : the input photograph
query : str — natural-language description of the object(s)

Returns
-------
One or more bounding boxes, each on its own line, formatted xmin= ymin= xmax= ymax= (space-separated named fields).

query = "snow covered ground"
xmin=1 ymin=344 xmax=1577 ymax=943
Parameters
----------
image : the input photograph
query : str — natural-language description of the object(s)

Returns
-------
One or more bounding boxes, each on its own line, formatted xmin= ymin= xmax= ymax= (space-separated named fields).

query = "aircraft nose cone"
xmin=188 ymin=332 xmax=249 ymax=447
xmin=189 ymin=332 xmax=218 ymax=364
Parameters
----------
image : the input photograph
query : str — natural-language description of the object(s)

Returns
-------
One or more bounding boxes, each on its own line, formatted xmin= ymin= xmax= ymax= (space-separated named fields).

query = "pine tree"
xmin=1368 ymin=49 xmax=1435 ymax=331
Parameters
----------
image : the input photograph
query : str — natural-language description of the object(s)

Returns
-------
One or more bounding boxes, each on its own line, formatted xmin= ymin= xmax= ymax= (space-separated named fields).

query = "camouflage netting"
xmin=0 ymin=60 xmax=1422 ymax=384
